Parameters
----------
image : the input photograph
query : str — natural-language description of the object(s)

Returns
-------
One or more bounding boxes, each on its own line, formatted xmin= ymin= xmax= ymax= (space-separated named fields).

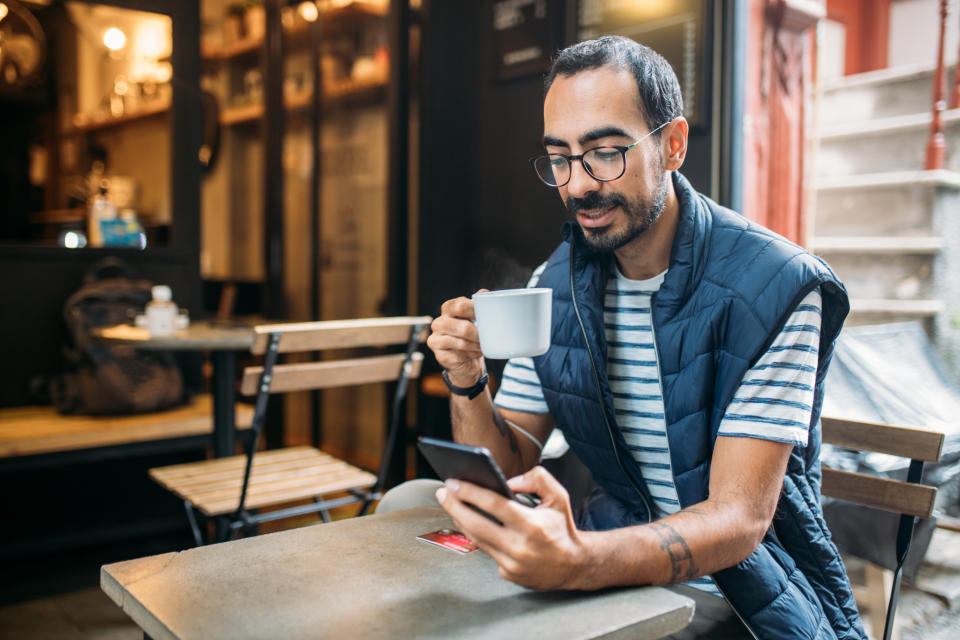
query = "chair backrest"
xmin=821 ymin=417 xmax=943 ymax=518
xmin=820 ymin=416 xmax=944 ymax=640
xmin=232 ymin=316 xmax=431 ymax=519
xmin=240 ymin=317 xmax=431 ymax=396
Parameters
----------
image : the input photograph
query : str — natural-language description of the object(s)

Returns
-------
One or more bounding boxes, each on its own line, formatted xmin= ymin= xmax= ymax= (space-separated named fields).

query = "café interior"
xmin=2 ymin=0 xmax=960 ymax=638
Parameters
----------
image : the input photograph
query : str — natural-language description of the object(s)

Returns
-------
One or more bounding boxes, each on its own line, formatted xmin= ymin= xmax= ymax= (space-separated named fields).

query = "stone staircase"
xmin=812 ymin=62 xmax=960 ymax=379
xmin=813 ymin=61 xmax=960 ymax=640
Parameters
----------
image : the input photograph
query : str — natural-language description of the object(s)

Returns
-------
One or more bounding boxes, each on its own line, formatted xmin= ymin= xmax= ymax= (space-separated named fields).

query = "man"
xmin=423 ymin=36 xmax=865 ymax=639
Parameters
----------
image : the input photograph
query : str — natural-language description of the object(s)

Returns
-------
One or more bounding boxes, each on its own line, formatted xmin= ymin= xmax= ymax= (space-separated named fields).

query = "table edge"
xmin=101 ymin=557 xmax=179 ymax=640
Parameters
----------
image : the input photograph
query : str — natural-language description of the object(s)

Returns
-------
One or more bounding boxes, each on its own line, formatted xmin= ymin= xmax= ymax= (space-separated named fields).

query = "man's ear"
xmin=663 ymin=117 xmax=689 ymax=171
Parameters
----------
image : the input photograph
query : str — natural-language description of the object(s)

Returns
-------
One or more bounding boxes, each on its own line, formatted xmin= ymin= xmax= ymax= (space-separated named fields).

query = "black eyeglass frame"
xmin=529 ymin=120 xmax=672 ymax=188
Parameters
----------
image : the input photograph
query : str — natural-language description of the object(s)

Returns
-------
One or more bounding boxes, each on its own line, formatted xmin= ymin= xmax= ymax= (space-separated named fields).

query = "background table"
xmin=91 ymin=321 xmax=255 ymax=459
xmin=102 ymin=506 xmax=694 ymax=640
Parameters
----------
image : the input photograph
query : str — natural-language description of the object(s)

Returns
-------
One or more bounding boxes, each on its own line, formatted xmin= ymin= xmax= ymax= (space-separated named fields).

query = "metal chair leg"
xmin=243 ymin=509 xmax=259 ymax=537
xmin=357 ymin=489 xmax=381 ymax=516
xmin=184 ymin=502 xmax=204 ymax=547
xmin=312 ymin=496 xmax=332 ymax=523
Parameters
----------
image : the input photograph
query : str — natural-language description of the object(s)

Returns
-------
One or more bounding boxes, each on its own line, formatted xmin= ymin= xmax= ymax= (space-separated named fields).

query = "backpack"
xmin=51 ymin=258 xmax=186 ymax=415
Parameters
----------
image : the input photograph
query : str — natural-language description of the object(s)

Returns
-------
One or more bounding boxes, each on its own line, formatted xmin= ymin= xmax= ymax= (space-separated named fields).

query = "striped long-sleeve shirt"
xmin=494 ymin=262 xmax=822 ymax=596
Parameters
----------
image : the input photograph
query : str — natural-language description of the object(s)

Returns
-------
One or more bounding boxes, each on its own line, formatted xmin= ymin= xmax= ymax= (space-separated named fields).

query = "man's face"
xmin=542 ymin=66 xmax=668 ymax=252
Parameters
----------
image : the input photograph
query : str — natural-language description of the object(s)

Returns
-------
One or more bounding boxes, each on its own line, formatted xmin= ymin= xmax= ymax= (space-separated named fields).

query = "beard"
xmin=565 ymin=169 xmax=668 ymax=253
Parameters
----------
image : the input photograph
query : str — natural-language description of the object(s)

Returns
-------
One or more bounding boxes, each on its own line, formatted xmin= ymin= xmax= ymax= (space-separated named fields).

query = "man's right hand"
xmin=427 ymin=294 xmax=486 ymax=387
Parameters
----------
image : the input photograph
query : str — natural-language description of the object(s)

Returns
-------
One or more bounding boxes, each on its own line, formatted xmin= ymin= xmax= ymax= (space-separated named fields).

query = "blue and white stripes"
xmin=493 ymin=261 xmax=822 ymax=598
xmin=719 ymin=290 xmax=821 ymax=447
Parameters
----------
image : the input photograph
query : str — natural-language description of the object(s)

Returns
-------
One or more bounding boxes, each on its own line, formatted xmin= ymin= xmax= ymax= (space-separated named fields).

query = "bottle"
xmin=145 ymin=285 xmax=178 ymax=336
xmin=87 ymin=182 xmax=117 ymax=248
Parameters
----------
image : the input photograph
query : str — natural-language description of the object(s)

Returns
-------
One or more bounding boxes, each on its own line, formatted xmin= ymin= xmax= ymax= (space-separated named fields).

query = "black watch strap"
xmin=442 ymin=369 xmax=489 ymax=400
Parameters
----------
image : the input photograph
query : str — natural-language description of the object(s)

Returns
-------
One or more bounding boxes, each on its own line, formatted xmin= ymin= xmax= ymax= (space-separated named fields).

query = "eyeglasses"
xmin=529 ymin=120 xmax=671 ymax=188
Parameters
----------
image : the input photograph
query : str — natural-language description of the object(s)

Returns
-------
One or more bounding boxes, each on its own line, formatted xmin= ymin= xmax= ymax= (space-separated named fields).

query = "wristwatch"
xmin=441 ymin=369 xmax=489 ymax=400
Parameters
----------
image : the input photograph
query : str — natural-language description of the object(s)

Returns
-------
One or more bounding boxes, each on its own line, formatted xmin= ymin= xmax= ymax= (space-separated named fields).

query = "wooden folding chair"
xmin=149 ymin=316 xmax=431 ymax=545
xmin=820 ymin=416 xmax=945 ymax=640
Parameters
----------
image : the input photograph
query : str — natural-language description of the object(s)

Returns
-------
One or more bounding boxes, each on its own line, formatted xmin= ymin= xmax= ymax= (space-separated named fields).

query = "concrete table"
xmin=102 ymin=506 xmax=694 ymax=640
xmin=91 ymin=321 xmax=255 ymax=459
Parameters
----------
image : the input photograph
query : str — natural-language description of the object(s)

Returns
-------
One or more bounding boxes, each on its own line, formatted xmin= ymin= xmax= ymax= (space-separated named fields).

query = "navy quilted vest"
xmin=533 ymin=173 xmax=866 ymax=640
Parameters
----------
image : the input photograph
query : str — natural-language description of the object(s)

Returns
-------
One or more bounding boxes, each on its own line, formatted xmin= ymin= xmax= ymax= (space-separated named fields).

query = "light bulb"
xmin=298 ymin=2 xmax=319 ymax=23
xmin=103 ymin=27 xmax=127 ymax=51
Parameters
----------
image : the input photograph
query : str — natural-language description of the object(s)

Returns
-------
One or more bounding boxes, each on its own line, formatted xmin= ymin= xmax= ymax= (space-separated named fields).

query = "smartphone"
xmin=417 ymin=437 xmax=538 ymax=523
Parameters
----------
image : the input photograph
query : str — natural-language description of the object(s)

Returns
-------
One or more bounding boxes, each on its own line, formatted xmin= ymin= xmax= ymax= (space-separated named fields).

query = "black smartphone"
xmin=417 ymin=437 xmax=517 ymax=498
xmin=417 ymin=437 xmax=538 ymax=523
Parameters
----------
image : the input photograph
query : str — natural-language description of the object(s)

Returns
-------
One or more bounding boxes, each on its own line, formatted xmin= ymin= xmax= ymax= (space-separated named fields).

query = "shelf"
xmin=202 ymin=33 xmax=261 ymax=61
xmin=68 ymin=98 xmax=171 ymax=134
xmin=30 ymin=208 xmax=86 ymax=224
xmin=201 ymin=1 xmax=387 ymax=62
xmin=219 ymin=77 xmax=387 ymax=125
xmin=219 ymin=101 xmax=266 ymax=126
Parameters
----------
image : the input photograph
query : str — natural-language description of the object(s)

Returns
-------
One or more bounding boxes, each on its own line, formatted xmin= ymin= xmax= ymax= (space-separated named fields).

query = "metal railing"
xmin=926 ymin=0 xmax=960 ymax=169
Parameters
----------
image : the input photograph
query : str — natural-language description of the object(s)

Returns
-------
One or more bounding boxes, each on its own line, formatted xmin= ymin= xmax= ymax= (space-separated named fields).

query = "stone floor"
xmin=1 ymin=529 xmax=958 ymax=639
xmin=0 ymin=587 xmax=139 ymax=640
xmin=890 ymin=528 xmax=960 ymax=640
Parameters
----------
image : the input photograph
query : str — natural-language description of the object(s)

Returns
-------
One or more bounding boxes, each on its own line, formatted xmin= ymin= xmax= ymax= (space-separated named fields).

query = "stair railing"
xmin=953 ymin=0 xmax=960 ymax=109
xmin=926 ymin=0 xmax=949 ymax=170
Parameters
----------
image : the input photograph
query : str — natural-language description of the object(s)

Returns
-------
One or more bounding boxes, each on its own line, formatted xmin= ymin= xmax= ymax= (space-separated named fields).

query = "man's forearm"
xmin=450 ymin=390 xmax=534 ymax=478
xmin=574 ymin=499 xmax=768 ymax=590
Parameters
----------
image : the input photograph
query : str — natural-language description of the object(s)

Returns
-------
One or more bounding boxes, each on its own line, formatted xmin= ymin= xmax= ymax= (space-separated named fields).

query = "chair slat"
xmin=251 ymin=316 xmax=431 ymax=354
xmin=187 ymin=466 xmax=371 ymax=504
xmin=240 ymin=352 xmax=423 ymax=396
xmin=150 ymin=447 xmax=318 ymax=479
xmin=151 ymin=456 xmax=349 ymax=492
xmin=821 ymin=416 xmax=943 ymax=462
xmin=197 ymin=470 xmax=376 ymax=515
xmin=199 ymin=473 xmax=374 ymax=515
xmin=821 ymin=467 xmax=937 ymax=519
xmin=150 ymin=446 xmax=377 ymax=516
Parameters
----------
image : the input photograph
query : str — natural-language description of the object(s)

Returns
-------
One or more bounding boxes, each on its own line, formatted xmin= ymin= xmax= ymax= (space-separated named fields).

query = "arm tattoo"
xmin=649 ymin=522 xmax=699 ymax=582
xmin=492 ymin=409 xmax=520 ymax=453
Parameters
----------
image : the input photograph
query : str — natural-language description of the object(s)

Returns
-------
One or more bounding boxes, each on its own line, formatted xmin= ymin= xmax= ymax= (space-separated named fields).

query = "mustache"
xmin=565 ymin=192 xmax=628 ymax=216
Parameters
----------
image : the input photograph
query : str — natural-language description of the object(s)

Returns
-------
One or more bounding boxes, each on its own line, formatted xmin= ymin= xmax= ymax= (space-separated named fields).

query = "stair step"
xmin=816 ymin=169 xmax=960 ymax=192
xmin=849 ymin=299 xmax=943 ymax=316
xmin=914 ymin=528 xmax=960 ymax=609
xmin=812 ymin=236 xmax=943 ymax=254
xmin=819 ymin=61 xmax=951 ymax=93
xmin=818 ymin=62 xmax=957 ymax=128
xmin=813 ymin=170 xmax=960 ymax=237
xmin=816 ymin=111 xmax=960 ymax=177
xmin=818 ymin=109 xmax=960 ymax=141
xmin=821 ymin=253 xmax=934 ymax=301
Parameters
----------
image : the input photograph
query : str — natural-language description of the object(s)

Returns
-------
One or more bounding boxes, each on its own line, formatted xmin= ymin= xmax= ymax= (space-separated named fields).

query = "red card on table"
xmin=416 ymin=528 xmax=478 ymax=554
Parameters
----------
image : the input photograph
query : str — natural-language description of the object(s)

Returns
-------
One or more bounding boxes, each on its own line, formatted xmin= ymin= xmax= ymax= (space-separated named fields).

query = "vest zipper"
xmin=649 ymin=292 xmax=760 ymax=640
xmin=568 ymin=246 xmax=653 ymax=522
xmin=710 ymin=579 xmax=759 ymax=640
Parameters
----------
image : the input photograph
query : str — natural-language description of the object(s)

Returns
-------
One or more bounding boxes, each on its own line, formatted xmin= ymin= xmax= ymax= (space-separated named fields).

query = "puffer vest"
xmin=533 ymin=173 xmax=866 ymax=640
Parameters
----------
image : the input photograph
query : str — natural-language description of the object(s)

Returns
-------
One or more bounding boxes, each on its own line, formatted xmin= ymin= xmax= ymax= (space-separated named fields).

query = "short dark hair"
xmin=545 ymin=36 xmax=683 ymax=135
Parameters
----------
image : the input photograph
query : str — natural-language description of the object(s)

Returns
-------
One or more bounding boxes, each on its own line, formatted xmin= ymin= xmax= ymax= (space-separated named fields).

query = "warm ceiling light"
xmin=0 ymin=4 xmax=8 ymax=23
xmin=298 ymin=2 xmax=319 ymax=23
xmin=103 ymin=27 xmax=126 ymax=51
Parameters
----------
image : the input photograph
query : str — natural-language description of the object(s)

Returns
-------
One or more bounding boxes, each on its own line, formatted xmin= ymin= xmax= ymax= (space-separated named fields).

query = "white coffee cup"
xmin=472 ymin=288 xmax=552 ymax=359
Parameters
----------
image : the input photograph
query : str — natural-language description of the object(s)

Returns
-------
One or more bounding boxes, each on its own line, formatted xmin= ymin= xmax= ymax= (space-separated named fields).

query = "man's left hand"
xmin=435 ymin=466 xmax=589 ymax=590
